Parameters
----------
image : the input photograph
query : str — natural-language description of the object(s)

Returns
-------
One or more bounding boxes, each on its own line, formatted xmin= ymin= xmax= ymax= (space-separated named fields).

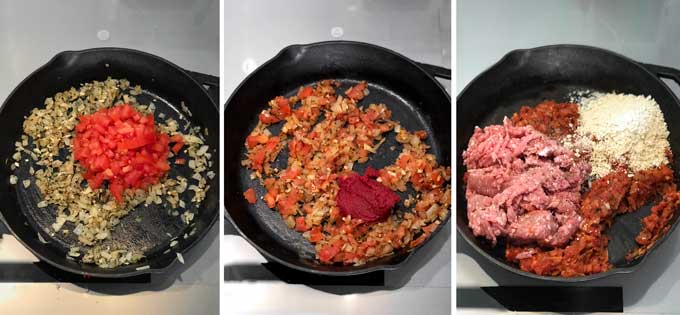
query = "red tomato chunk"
xmin=73 ymin=104 xmax=176 ymax=203
xmin=243 ymin=188 xmax=257 ymax=204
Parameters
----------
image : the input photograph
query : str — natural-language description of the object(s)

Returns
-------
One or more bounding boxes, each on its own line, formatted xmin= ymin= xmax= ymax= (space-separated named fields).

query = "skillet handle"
xmin=416 ymin=62 xmax=451 ymax=80
xmin=642 ymin=63 xmax=680 ymax=84
xmin=184 ymin=70 xmax=220 ymax=106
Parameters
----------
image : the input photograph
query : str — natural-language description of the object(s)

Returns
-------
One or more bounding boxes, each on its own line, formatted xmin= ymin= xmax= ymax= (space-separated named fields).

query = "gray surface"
xmin=457 ymin=0 xmax=680 ymax=314
xmin=0 ymin=1 xmax=219 ymax=314
xmin=0 ymin=0 xmax=219 ymax=101
xmin=223 ymin=0 xmax=451 ymax=314
xmin=223 ymin=0 xmax=451 ymax=98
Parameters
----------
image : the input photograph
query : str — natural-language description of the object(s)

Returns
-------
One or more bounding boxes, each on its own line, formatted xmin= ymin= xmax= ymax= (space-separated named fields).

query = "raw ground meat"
xmin=463 ymin=118 xmax=591 ymax=247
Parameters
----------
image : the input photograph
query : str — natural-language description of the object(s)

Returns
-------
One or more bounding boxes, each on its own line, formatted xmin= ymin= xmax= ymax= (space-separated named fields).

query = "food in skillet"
xmin=463 ymin=118 xmax=590 ymax=247
xmin=8 ymin=79 xmax=213 ymax=268
xmin=242 ymin=80 xmax=451 ymax=265
xmin=463 ymin=93 xmax=680 ymax=277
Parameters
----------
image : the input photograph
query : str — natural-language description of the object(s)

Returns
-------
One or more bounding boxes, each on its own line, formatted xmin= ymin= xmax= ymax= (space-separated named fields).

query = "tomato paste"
xmin=336 ymin=167 xmax=400 ymax=223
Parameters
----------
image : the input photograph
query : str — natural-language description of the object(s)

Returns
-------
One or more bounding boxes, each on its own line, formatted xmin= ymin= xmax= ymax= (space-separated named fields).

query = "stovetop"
xmin=224 ymin=221 xmax=451 ymax=314
xmin=458 ymin=1 xmax=680 ymax=314
xmin=223 ymin=0 xmax=451 ymax=314
xmin=0 ymin=0 xmax=219 ymax=314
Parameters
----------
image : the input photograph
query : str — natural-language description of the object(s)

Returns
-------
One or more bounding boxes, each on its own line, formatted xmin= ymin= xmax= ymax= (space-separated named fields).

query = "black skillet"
xmin=225 ymin=41 xmax=451 ymax=275
xmin=457 ymin=44 xmax=680 ymax=281
xmin=0 ymin=48 xmax=219 ymax=277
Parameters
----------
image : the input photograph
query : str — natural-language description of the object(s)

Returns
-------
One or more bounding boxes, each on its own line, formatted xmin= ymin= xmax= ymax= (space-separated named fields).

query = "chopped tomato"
xmin=329 ymin=207 xmax=341 ymax=220
xmin=411 ymin=168 xmax=443 ymax=190
xmin=430 ymin=170 xmax=445 ymax=186
xmin=294 ymin=216 xmax=307 ymax=232
xmin=277 ymin=201 xmax=296 ymax=216
xmin=155 ymin=160 xmax=171 ymax=172
xmin=397 ymin=154 xmax=413 ymax=168
xmin=264 ymin=190 xmax=277 ymax=208
xmin=303 ymin=203 xmax=314 ymax=214
xmin=274 ymin=96 xmax=288 ymax=108
xmin=297 ymin=86 xmax=314 ymax=99
xmin=414 ymin=130 xmax=428 ymax=139
xmin=109 ymin=181 xmax=125 ymax=202
xmin=318 ymin=240 xmax=343 ymax=263
xmin=86 ymin=172 xmax=106 ymax=190
xmin=410 ymin=172 xmax=426 ymax=190
xmin=264 ymin=136 xmax=280 ymax=152
xmin=175 ymin=158 xmax=185 ymax=165
xmin=73 ymin=104 xmax=172 ymax=203
xmin=309 ymin=227 xmax=323 ymax=243
xmin=117 ymin=132 xmax=155 ymax=150
xmin=170 ymin=143 xmax=183 ymax=154
xmin=288 ymin=139 xmax=299 ymax=155
xmin=271 ymin=96 xmax=292 ymax=119
xmin=170 ymin=134 xmax=184 ymax=154
xmin=250 ymin=149 xmax=267 ymax=171
xmin=259 ymin=111 xmax=280 ymax=124
xmin=422 ymin=222 xmax=439 ymax=234
xmin=280 ymin=168 xmax=300 ymax=180
xmin=243 ymin=188 xmax=257 ymax=204
xmin=277 ymin=189 xmax=301 ymax=216
xmin=263 ymin=178 xmax=277 ymax=189
xmin=246 ymin=134 xmax=269 ymax=149
xmin=289 ymin=139 xmax=311 ymax=159
xmin=170 ymin=134 xmax=184 ymax=143
xmin=345 ymin=82 xmax=367 ymax=100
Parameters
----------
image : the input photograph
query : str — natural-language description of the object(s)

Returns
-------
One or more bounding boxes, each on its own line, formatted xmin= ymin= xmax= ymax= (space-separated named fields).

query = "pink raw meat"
xmin=462 ymin=118 xmax=590 ymax=247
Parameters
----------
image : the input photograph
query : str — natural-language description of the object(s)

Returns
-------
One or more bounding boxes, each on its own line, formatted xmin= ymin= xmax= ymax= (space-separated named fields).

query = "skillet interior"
xmin=0 ymin=48 xmax=219 ymax=277
xmin=456 ymin=45 xmax=680 ymax=281
xmin=225 ymin=41 xmax=451 ymax=275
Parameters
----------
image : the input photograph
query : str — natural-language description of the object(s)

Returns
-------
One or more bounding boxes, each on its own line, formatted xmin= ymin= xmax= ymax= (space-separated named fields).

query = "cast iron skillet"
xmin=457 ymin=44 xmax=680 ymax=281
xmin=0 ymin=48 xmax=219 ymax=277
xmin=225 ymin=41 xmax=451 ymax=275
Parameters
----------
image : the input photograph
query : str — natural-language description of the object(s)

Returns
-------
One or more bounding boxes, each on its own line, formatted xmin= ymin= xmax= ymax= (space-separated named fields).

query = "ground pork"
xmin=463 ymin=118 xmax=590 ymax=247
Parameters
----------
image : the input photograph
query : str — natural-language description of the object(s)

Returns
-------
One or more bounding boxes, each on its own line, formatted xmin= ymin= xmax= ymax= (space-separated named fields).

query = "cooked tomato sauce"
xmin=73 ymin=104 xmax=181 ymax=202
xmin=511 ymin=100 xmax=579 ymax=139
xmin=628 ymin=190 xmax=680 ymax=260
xmin=506 ymin=166 xmax=675 ymax=277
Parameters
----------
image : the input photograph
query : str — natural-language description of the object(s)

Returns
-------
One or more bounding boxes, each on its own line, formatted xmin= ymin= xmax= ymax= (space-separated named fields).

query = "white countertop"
xmin=458 ymin=0 xmax=680 ymax=314
xmin=223 ymin=0 xmax=451 ymax=314
xmin=0 ymin=1 xmax=219 ymax=314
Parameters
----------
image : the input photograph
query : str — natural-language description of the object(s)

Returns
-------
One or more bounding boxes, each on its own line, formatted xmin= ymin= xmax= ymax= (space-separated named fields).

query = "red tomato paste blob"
xmin=73 ymin=104 xmax=179 ymax=203
xmin=336 ymin=167 xmax=400 ymax=223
